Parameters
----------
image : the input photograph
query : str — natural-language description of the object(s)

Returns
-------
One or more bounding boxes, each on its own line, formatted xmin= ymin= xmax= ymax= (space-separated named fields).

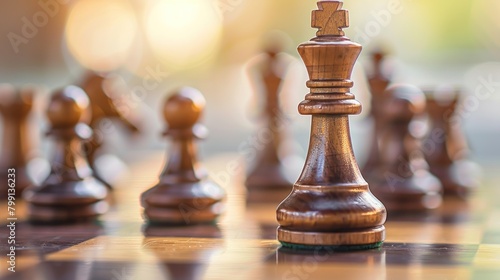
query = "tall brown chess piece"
xmin=424 ymin=89 xmax=479 ymax=198
xmin=368 ymin=85 xmax=443 ymax=211
xmin=23 ymin=86 xmax=109 ymax=223
xmin=80 ymin=72 xmax=140 ymax=188
xmin=245 ymin=42 xmax=293 ymax=202
xmin=276 ymin=1 xmax=386 ymax=250
xmin=362 ymin=50 xmax=392 ymax=175
xmin=141 ymin=87 xmax=225 ymax=225
xmin=0 ymin=85 xmax=35 ymax=199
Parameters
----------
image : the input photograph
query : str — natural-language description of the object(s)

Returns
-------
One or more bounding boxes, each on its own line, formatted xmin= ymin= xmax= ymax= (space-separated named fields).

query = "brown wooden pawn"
xmin=141 ymin=87 xmax=225 ymax=225
xmin=424 ymin=89 xmax=479 ymax=198
xmin=276 ymin=1 xmax=386 ymax=250
xmin=0 ymin=85 xmax=35 ymax=199
xmin=369 ymin=85 xmax=443 ymax=211
xmin=23 ymin=86 xmax=109 ymax=223
xmin=245 ymin=42 xmax=293 ymax=202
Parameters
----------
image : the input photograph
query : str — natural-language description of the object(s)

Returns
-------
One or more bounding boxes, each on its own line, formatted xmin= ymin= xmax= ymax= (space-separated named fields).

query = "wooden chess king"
xmin=276 ymin=1 xmax=386 ymax=250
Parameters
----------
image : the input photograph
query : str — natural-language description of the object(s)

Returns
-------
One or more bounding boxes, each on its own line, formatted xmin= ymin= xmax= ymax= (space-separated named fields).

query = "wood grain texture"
xmin=0 ymin=72 xmax=491 ymax=278
xmin=276 ymin=0 xmax=386 ymax=247
xmin=141 ymin=87 xmax=225 ymax=224
xmin=23 ymin=86 xmax=109 ymax=223
xmin=1 ymin=152 xmax=499 ymax=280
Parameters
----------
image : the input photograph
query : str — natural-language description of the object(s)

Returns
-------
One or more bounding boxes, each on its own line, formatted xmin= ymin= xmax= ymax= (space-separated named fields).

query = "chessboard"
xmin=1 ymin=152 xmax=500 ymax=280
xmin=1 ymin=1 xmax=499 ymax=279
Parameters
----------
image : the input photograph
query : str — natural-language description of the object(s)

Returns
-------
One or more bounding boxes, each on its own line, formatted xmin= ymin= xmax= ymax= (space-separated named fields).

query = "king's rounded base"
xmin=277 ymin=225 xmax=385 ymax=250
xmin=280 ymin=241 xmax=384 ymax=251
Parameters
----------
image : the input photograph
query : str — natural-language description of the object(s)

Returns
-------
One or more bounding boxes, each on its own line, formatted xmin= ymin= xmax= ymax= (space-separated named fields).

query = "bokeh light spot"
xmin=65 ymin=0 xmax=138 ymax=71
xmin=145 ymin=0 xmax=223 ymax=70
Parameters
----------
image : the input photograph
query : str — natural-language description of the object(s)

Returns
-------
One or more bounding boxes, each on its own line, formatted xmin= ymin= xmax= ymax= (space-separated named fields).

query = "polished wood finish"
xmin=141 ymin=87 xmax=225 ymax=224
xmin=424 ymin=89 xmax=480 ymax=198
xmin=1 ymin=152 xmax=498 ymax=280
xmin=23 ymin=86 xmax=108 ymax=223
xmin=362 ymin=50 xmax=392 ymax=175
xmin=0 ymin=85 xmax=35 ymax=199
xmin=80 ymin=72 xmax=140 ymax=188
xmin=245 ymin=42 xmax=293 ymax=202
xmin=368 ymin=84 xmax=443 ymax=211
xmin=276 ymin=1 xmax=386 ymax=248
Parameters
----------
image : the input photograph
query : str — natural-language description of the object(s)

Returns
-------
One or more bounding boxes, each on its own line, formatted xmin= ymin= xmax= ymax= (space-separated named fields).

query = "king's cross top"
xmin=312 ymin=1 xmax=349 ymax=36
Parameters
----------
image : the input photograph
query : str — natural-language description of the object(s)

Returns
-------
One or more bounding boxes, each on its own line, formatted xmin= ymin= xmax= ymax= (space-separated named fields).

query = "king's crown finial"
xmin=312 ymin=1 xmax=349 ymax=36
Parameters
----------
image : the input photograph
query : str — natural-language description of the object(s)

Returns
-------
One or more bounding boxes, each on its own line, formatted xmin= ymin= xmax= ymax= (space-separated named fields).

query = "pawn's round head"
xmin=47 ymin=86 xmax=90 ymax=129
xmin=163 ymin=87 xmax=206 ymax=129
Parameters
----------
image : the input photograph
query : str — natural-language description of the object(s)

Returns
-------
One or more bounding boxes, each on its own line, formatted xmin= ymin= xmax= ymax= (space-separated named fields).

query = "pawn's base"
xmin=23 ymin=177 xmax=109 ymax=223
xmin=277 ymin=226 xmax=385 ymax=249
xmin=27 ymin=200 xmax=109 ymax=223
xmin=143 ymin=202 xmax=224 ymax=225
xmin=141 ymin=179 xmax=225 ymax=225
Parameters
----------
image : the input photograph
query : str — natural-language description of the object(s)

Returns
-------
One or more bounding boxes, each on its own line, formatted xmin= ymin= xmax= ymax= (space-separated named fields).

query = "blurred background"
xmin=0 ymin=0 xmax=499 ymax=178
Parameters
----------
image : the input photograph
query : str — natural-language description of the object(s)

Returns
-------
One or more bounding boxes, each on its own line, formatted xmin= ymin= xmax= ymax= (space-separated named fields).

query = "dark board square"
xmin=272 ymin=242 xmax=479 ymax=266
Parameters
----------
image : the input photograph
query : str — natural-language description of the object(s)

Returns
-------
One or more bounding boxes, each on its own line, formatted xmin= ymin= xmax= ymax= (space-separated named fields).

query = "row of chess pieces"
xmin=0 ymin=73 xmax=139 ymax=222
xmin=0 ymin=74 xmax=226 ymax=223
xmin=361 ymin=51 xmax=481 ymax=212
xmin=0 ymin=43 xmax=294 ymax=223
xmin=248 ymin=49 xmax=482 ymax=212
xmin=0 ymin=51 xmax=481 ymax=224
